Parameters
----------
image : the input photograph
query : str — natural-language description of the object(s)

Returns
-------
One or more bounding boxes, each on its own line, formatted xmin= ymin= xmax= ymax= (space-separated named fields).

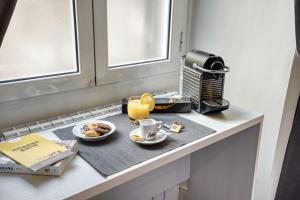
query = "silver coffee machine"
xmin=182 ymin=50 xmax=230 ymax=114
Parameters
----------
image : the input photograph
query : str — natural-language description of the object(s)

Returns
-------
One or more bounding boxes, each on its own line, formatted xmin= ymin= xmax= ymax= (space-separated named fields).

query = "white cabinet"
xmin=91 ymin=156 xmax=190 ymax=200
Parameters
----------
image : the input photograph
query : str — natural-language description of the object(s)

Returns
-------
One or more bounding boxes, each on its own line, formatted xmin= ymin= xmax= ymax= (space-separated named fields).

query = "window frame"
xmin=0 ymin=0 xmax=190 ymax=128
xmin=0 ymin=0 xmax=95 ymax=103
xmin=93 ymin=0 xmax=187 ymax=86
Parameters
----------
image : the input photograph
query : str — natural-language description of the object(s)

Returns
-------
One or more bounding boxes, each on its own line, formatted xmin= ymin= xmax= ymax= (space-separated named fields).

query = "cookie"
xmin=98 ymin=123 xmax=111 ymax=131
xmin=130 ymin=134 xmax=144 ymax=141
xmin=84 ymin=122 xmax=112 ymax=137
xmin=85 ymin=130 xmax=99 ymax=137
xmin=95 ymin=127 xmax=109 ymax=135
xmin=87 ymin=123 xmax=98 ymax=130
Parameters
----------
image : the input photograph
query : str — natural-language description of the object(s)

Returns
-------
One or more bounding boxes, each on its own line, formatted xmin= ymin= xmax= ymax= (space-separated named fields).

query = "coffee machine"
xmin=182 ymin=50 xmax=230 ymax=114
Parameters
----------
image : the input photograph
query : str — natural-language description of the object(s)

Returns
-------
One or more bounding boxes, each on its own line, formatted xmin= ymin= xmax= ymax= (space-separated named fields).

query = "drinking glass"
xmin=127 ymin=96 xmax=150 ymax=121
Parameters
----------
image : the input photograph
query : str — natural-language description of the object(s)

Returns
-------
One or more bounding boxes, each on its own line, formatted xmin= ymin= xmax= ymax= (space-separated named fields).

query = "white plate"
xmin=72 ymin=120 xmax=116 ymax=141
xmin=129 ymin=128 xmax=167 ymax=145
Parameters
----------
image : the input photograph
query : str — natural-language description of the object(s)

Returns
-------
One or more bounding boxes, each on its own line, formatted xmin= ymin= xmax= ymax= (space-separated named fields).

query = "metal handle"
xmin=193 ymin=63 xmax=230 ymax=74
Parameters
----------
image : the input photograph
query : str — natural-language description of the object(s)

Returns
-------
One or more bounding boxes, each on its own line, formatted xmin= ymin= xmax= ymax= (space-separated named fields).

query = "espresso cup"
xmin=139 ymin=119 xmax=162 ymax=140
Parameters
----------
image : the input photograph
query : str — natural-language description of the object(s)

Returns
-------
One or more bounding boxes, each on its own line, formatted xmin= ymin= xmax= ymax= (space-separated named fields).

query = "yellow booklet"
xmin=0 ymin=133 xmax=73 ymax=171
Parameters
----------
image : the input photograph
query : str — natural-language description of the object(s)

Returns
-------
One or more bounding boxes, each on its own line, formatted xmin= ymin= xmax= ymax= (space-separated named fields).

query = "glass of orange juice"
xmin=127 ymin=96 xmax=150 ymax=121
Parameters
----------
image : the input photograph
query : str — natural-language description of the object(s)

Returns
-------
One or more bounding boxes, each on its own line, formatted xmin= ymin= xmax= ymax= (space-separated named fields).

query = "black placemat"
xmin=53 ymin=113 xmax=215 ymax=176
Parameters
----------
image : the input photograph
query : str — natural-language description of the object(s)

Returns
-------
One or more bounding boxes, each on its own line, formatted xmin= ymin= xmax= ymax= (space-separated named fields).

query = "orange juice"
xmin=128 ymin=98 xmax=150 ymax=120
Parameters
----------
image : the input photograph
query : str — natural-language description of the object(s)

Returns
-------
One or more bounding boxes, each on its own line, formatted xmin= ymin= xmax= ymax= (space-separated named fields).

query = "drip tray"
xmin=200 ymin=98 xmax=229 ymax=114
xmin=202 ymin=99 xmax=229 ymax=107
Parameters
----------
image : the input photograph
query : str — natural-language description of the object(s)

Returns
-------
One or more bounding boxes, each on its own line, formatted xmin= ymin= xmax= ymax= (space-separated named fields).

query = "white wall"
xmin=189 ymin=0 xmax=296 ymax=199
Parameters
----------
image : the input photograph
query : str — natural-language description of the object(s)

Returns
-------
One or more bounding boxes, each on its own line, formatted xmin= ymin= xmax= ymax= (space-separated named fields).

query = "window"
xmin=107 ymin=0 xmax=171 ymax=67
xmin=0 ymin=0 xmax=188 ymax=102
xmin=94 ymin=0 xmax=187 ymax=85
xmin=0 ymin=0 xmax=78 ymax=83
xmin=0 ymin=0 xmax=94 ymax=102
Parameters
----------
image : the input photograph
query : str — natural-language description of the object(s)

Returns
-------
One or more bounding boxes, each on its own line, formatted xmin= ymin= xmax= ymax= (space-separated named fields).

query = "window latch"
xmin=179 ymin=31 xmax=184 ymax=52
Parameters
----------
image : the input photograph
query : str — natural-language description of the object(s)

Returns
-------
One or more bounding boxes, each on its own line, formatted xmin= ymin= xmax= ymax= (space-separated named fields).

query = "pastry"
xmin=84 ymin=130 xmax=99 ymax=137
xmin=130 ymin=133 xmax=144 ymax=141
xmin=95 ymin=127 xmax=108 ymax=135
xmin=87 ymin=123 xmax=98 ymax=130
xmin=97 ymin=123 xmax=111 ymax=131
xmin=83 ymin=122 xmax=112 ymax=137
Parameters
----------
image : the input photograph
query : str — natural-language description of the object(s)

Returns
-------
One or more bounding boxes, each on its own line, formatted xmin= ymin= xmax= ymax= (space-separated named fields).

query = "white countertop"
xmin=0 ymin=105 xmax=263 ymax=200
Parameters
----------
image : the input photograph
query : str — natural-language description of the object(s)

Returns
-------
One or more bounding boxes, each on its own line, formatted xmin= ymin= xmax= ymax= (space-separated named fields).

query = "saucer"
xmin=129 ymin=128 xmax=167 ymax=145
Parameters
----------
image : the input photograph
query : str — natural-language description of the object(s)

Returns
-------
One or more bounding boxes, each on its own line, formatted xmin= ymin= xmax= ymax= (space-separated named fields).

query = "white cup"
xmin=139 ymin=119 xmax=162 ymax=140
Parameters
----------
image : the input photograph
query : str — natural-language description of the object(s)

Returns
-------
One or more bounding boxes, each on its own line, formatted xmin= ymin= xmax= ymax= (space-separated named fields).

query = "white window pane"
xmin=0 ymin=0 xmax=77 ymax=82
xmin=107 ymin=0 xmax=171 ymax=67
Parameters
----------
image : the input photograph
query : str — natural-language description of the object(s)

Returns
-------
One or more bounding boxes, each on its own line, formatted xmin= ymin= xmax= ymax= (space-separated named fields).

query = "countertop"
xmin=0 ymin=105 xmax=263 ymax=200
